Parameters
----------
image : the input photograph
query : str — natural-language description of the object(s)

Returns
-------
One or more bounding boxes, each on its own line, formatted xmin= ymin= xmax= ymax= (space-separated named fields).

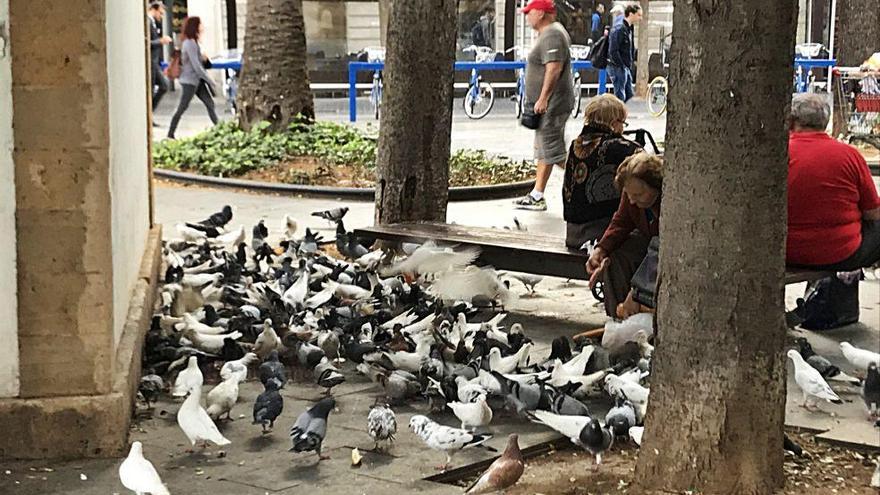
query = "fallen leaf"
xmin=79 ymin=473 xmax=88 ymax=481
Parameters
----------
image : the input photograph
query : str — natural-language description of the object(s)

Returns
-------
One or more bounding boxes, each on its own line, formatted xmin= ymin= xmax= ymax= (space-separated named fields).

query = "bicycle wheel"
xmin=646 ymin=76 xmax=668 ymax=117
xmin=514 ymin=91 xmax=523 ymax=118
xmin=570 ymin=73 xmax=582 ymax=118
xmin=463 ymin=82 xmax=495 ymax=119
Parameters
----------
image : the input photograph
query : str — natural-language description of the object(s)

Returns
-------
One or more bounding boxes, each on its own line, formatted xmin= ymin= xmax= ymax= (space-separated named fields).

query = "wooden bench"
xmin=354 ymin=221 xmax=835 ymax=285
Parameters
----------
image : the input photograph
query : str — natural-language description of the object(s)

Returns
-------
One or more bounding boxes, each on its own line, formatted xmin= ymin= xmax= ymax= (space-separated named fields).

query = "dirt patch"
xmin=451 ymin=430 xmax=878 ymax=494
xmin=238 ymin=157 xmax=374 ymax=188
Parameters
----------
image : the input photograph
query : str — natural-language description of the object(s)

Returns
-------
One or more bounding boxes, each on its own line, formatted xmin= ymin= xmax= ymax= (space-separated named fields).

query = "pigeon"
xmin=863 ymin=362 xmax=880 ymax=419
xmin=367 ymin=403 xmax=397 ymax=452
xmin=138 ymin=373 xmax=164 ymax=408
xmin=840 ymin=342 xmax=880 ymax=372
xmin=289 ymin=397 xmax=336 ymax=460
xmin=176 ymin=223 xmax=208 ymax=242
xmin=312 ymin=206 xmax=349 ymax=224
xmin=464 ymin=434 xmax=524 ymax=494
xmin=253 ymin=378 xmax=284 ymax=433
xmin=628 ymin=426 xmax=644 ymax=446
xmin=605 ymin=397 xmax=637 ymax=437
xmin=314 ymin=357 xmax=346 ymax=394
xmin=409 ymin=415 xmax=493 ymax=471
xmin=220 ymin=352 xmax=258 ymax=383
xmin=448 ymin=396 xmax=493 ymax=432
xmin=783 ymin=433 xmax=803 ymax=456
xmin=259 ymin=350 xmax=288 ymax=387
xmin=118 ymin=441 xmax=170 ymax=495
xmin=531 ymin=411 xmax=611 ymax=469
xmin=283 ymin=215 xmax=298 ymax=240
xmin=506 ymin=272 xmax=543 ymax=295
xmin=172 ymin=356 xmax=203 ymax=398
xmin=251 ymin=220 xmax=269 ymax=251
xmin=177 ymin=384 xmax=232 ymax=448
xmin=795 ymin=337 xmax=861 ymax=385
xmin=379 ymin=370 xmax=422 ymax=404
xmin=294 ymin=339 xmax=326 ymax=368
xmin=190 ymin=205 xmax=232 ymax=229
xmin=253 ymin=319 xmax=283 ymax=359
xmin=787 ymin=349 xmax=842 ymax=410
xmin=206 ymin=376 xmax=239 ymax=421
xmin=299 ymin=228 xmax=321 ymax=255
xmin=487 ymin=344 xmax=532 ymax=374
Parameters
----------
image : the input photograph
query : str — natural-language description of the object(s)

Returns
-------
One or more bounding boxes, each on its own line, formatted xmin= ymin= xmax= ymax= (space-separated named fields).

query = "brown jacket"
xmin=596 ymin=193 xmax=661 ymax=253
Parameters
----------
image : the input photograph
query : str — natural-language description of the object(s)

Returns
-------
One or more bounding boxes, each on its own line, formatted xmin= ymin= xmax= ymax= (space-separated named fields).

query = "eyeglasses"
xmin=615 ymin=119 xmax=630 ymax=127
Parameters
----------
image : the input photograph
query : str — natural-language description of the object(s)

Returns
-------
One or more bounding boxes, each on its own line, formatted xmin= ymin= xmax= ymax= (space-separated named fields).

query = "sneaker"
xmin=513 ymin=194 xmax=547 ymax=211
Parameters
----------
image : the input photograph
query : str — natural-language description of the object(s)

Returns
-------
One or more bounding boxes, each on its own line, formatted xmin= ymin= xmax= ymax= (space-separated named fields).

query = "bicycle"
xmin=462 ymin=45 xmax=497 ymax=119
xmin=505 ymin=45 xmax=526 ymax=118
xmin=360 ymin=47 xmax=385 ymax=120
xmin=646 ymin=30 xmax=671 ymax=117
xmin=569 ymin=44 xmax=590 ymax=118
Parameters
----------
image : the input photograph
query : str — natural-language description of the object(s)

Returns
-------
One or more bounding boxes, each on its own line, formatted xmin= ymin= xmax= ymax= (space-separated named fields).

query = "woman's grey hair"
xmin=790 ymin=93 xmax=830 ymax=130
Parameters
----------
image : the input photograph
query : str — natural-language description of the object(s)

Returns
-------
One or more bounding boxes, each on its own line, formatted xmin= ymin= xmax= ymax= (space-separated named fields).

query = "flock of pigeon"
xmin=117 ymin=204 xmax=880 ymax=494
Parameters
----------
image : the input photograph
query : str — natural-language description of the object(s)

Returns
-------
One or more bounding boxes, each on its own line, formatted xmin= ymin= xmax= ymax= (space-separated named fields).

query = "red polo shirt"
xmin=787 ymin=131 xmax=880 ymax=265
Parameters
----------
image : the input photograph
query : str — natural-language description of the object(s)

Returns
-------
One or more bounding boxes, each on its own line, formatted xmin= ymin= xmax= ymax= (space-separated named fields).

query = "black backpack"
xmin=794 ymin=274 xmax=861 ymax=330
xmin=589 ymin=34 xmax=609 ymax=69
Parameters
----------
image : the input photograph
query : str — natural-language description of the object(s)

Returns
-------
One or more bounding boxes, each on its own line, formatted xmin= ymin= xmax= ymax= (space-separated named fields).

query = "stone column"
xmin=10 ymin=0 xmax=114 ymax=398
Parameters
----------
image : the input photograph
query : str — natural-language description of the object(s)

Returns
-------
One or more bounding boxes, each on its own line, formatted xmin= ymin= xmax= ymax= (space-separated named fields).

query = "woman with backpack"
xmin=166 ymin=16 xmax=219 ymax=140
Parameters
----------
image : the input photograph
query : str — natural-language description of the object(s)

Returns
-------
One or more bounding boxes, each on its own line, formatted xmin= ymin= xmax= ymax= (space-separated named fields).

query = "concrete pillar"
xmin=10 ymin=0 xmax=115 ymax=398
xmin=0 ymin=0 xmax=19 ymax=400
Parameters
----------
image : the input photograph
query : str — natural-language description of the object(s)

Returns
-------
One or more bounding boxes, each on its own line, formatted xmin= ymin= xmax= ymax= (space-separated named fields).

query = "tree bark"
xmin=831 ymin=0 xmax=880 ymax=136
xmin=635 ymin=0 xmax=650 ymax=96
xmin=237 ymin=0 xmax=313 ymax=131
xmin=374 ymin=0 xmax=457 ymax=225
xmin=632 ymin=1 xmax=797 ymax=493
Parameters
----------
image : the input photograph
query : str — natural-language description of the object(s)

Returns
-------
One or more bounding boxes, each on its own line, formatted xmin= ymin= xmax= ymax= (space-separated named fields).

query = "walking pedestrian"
xmin=167 ymin=16 xmax=219 ymax=140
xmin=148 ymin=1 xmax=172 ymax=119
xmin=607 ymin=4 xmax=641 ymax=102
xmin=513 ymin=0 xmax=575 ymax=211
xmin=590 ymin=4 xmax=605 ymax=43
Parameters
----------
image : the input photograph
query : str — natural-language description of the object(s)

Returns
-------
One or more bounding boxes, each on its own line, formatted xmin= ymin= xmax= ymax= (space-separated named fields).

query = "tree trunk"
xmin=634 ymin=0 xmax=650 ymax=96
xmin=632 ymin=1 xmax=797 ymax=493
xmin=236 ymin=0 xmax=313 ymax=131
xmin=831 ymin=0 xmax=880 ymax=136
xmin=374 ymin=0 xmax=457 ymax=225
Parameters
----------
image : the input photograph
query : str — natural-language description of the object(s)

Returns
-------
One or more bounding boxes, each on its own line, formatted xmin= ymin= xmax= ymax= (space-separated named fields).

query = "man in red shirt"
xmin=787 ymin=93 xmax=880 ymax=270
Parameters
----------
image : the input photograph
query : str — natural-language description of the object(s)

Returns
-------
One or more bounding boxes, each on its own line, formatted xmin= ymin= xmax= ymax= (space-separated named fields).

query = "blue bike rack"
xmin=348 ymin=60 xmax=607 ymax=122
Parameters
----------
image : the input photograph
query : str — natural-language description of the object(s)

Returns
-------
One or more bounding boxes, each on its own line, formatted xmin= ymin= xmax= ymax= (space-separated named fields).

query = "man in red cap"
xmin=513 ymin=0 xmax=575 ymax=211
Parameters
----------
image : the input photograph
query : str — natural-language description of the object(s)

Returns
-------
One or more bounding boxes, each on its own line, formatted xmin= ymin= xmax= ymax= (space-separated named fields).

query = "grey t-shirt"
xmin=525 ymin=22 xmax=574 ymax=116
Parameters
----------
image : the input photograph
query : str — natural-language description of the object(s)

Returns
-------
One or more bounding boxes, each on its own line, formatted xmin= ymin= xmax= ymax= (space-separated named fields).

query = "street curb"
xmin=153 ymin=168 xmax=536 ymax=201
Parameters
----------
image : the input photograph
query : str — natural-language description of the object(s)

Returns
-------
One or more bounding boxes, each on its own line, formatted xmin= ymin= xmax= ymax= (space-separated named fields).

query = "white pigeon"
xmin=448 ymin=396 xmax=493 ymax=432
xmin=181 ymin=272 xmax=223 ymax=288
xmin=176 ymin=223 xmax=207 ymax=242
xmin=282 ymin=272 xmax=309 ymax=308
xmin=409 ymin=415 xmax=492 ymax=470
xmin=182 ymin=313 xmax=227 ymax=335
xmin=206 ymin=377 xmax=239 ymax=421
xmin=604 ymin=374 xmax=650 ymax=405
xmin=253 ymin=320 xmax=283 ymax=359
xmin=367 ymin=404 xmax=397 ymax=451
xmin=177 ymin=384 xmax=232 ymax=448
xmin=384 ymin=243 xmax=480 ymax=277
xmin=840 ymin=342 xmax=880 ymax=372
xmin=118 ymin=441 xmax=170 ymax=495
xmin=788 ymin=349 xmax=842 ymax=410
xmin=628 ymin=426 xmax=644 ymax=447
xmin=172 ymin=356 xmax=203 ymax=398
xmin=554 ymin=346 xmax=595 ymax=375
xmin=220 ymin=352 xmax=259 ymax=383
xmin=183 ymin=327 xmax=242 ymax=354
xmin=305 ymin=281 xmax=337 ymax=308
xmin=550 ymin=367 xmax=609 ymax=398
xmin=530 ymin=410 xmax=591 ymax=445
xmin=429 ymin=266 xmax=515 ymax=305
xmin=487 ymin=344 xmax=532 ymax=374
xmin=283 ymin=215 xmax=298 ymax=240
xmin=455 ymin=376 xmax=489 ymax=403
xmin=211 ymin=225 xmax=245 ymax=249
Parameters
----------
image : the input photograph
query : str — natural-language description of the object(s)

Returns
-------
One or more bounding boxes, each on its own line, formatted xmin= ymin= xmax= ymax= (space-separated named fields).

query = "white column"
xmin=0 ymin=0 xmax=20 ymax=398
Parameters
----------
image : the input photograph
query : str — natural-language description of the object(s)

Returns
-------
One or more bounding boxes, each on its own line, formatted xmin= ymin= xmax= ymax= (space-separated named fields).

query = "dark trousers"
xmin=151 ymin=63 xmax=169 ymax=111
xmin=808 ymin=220 xmax=880 ymax=271
xmin=601 ymin=233 xmax=651 ymax=317
xmin=167 ymin=81 xmax=219 ymax=138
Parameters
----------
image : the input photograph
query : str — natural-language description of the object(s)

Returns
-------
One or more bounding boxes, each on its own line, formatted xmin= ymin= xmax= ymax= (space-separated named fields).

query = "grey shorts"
xmin=534 ymin=112 xmax=568 ymax=165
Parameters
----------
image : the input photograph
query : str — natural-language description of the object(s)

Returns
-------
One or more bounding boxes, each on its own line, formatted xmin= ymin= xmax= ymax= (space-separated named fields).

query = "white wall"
xmin=188 ymin=0 xmax=226 ymax=87
xmin=0 ymin=0 xmax=19 ymax=398
xmin=105 ymin=0 xmax=151 ymax=346
xmin=346 ymin=1 xmax=380 ymax=53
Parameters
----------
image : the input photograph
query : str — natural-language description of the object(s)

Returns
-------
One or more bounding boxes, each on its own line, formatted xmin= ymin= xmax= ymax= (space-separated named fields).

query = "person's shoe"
xmin=513 ymin=194 xmax=547 ymax=211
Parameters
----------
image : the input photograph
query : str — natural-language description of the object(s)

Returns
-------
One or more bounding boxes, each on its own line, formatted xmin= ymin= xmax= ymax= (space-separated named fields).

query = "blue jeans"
xmin=609 ymin=65 xmax=633 ymax=102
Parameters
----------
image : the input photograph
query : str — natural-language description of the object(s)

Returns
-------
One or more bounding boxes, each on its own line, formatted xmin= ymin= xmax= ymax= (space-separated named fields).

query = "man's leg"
xmin=515 ymin=114 xmax=566 ymax=210
xmin=624 ymin=68 xmax=634 ymax=102
xmin=152 ymin=65 xmax=168 ymax=111
xmin=610 ymin=66 xmax=626 ymax=101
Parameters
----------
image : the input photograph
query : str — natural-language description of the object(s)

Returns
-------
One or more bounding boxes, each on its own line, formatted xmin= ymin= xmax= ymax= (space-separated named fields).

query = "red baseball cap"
xmin=521 ymin=0 xmax=556 ymax=14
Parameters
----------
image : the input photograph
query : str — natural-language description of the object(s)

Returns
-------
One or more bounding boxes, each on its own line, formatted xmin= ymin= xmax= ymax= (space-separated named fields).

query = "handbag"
xmin=165 ymin=49 xmax=181 ymax=80
xmin=520 ymin=104 xmax=542 ymax=130
xmin=630 ymin=236 xmax=659 ymax=308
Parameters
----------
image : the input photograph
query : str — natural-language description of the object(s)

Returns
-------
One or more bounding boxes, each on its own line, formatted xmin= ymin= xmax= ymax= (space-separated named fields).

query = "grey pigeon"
xmin=138 ymin=373 xmax=164 ymax=408
xmin=604 ymin=397 xmax=637 ymax=437
xmin=311 ymin=206 xmax=349 ymax=223
xmin=289 ymin=397 xmax=336 ymax=460
xmin=580 ymin=418 xmax=614 ymax=469
xmin=379 ymin=370 xmax=422 ymax=404
xmin=314 ymin=357 xmax=346 ymax=394
xmin=530 ymin=411 xmax=611 ymax=469
xmin=295 ymin=340 xmax=326 ymax=368
xmin=253 ymin=379 xmax=284 ymax=433
xmin=549 ymin=388 xmax=591 ymax=417
xmin=863 ymin=362 xmax=880 ymax=419
xmin=367 ymin=403 xmax=397 ymax=451
xmin=259 ymin=350 xmax=287 ymax=387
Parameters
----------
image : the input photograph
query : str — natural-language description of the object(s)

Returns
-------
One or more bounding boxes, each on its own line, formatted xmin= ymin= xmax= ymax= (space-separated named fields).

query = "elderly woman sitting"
xmin=562 ymin=94 xmax=642 ymax=249
xmin=585 ymin=152 xmax=663 ymax=318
